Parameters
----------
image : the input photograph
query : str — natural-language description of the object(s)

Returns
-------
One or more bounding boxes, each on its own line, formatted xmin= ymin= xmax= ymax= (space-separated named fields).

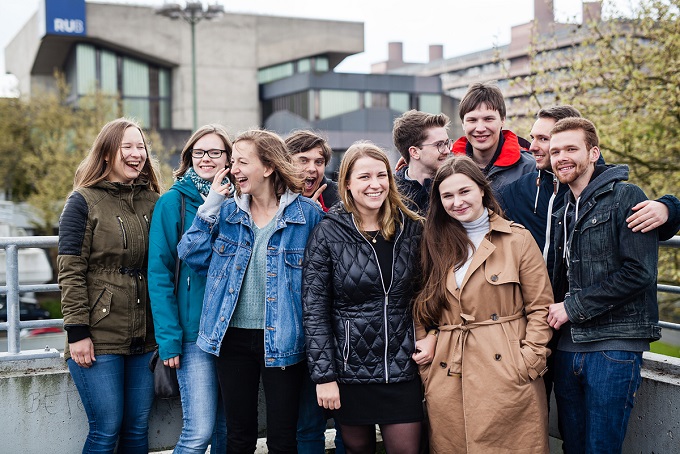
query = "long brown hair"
xmin=232 ymin=129 xmax=302 ymax=198
xmin=73 ymin=118 xmax=161 ymax=193
xmin=413 ymin=155 xmax=503 ymax=326
xmin=174 ymin=124 xmax=233 ymax=179
xmin=338 ymin=141 xmax=421 ymax=240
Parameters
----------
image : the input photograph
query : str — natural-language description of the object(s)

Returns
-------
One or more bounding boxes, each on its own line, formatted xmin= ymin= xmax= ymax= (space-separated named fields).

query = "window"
xmin=419 ymin=94 xmax=441 ymax=114
xmin=319 ymin=90 xmax=360 ymax=119
xmin=389 ymin=92 xmax=410 ymax=112
xmin=64 ymin=43 xmax=172 ymax=129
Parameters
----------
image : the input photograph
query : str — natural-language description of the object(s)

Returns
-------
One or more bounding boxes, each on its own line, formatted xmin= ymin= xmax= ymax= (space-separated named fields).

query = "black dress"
xmin=332 ymin=231 xmax=424 ymax=425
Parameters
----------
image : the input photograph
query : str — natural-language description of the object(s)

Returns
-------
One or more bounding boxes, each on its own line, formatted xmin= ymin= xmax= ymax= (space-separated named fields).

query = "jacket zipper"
xmin=116 ymin=216 xmax=128 ymax=249
xmin=143 ymin=214 xmax=150 ymax=230
xmin=343 ymin=319 xmax=350 ymax=371
xmin=351 ymin=213 xmax=404 ymax=384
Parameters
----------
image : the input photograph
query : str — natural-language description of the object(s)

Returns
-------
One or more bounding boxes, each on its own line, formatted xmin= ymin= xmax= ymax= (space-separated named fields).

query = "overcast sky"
xmin=0 ymin=0 xmax=635 ymax=93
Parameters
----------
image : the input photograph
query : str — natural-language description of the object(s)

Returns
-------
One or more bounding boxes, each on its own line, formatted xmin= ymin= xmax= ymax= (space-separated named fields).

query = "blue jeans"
xmin=68 ymin=352 xmax=155 ymax=454
xmin=297 ymin=370 xmax=345 ymax=454
xmin=554 ymin=350 xmax=643 ymax=454
xmin=174 ymin=342 xmax=227 ymax=453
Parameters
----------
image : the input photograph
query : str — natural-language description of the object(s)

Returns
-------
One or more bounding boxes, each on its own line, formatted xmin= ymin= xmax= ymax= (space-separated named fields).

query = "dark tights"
xmin=339 ymin=422 xmax=421 ymax=454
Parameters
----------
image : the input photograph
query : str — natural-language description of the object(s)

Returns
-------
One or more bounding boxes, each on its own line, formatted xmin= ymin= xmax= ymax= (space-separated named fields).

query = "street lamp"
xmin=156 ymin=1 xmax=224 ymax=131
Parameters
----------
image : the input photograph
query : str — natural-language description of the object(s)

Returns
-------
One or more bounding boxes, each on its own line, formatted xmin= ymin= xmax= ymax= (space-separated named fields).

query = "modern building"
xmin=373 ymin=0 xmax=604 ymax=119
xmin=5 ymin=0 xmax=458 ymax=160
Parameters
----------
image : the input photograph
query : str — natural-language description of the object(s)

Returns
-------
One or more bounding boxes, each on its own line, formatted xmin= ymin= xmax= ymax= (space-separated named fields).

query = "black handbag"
xmin=147 ymin=194 xmax=185 ymax=399
xmin=149 ymin=348 xmax=180 ymax=398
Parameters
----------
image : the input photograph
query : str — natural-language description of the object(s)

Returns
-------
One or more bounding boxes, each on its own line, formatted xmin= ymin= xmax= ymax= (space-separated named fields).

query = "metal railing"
xmin=2 ymin=236 xmax=680 ymax=361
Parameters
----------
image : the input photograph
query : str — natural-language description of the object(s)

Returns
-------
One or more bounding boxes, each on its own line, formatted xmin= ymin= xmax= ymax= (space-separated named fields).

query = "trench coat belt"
xmin=439 ymin=312 xmax=525 ymax=377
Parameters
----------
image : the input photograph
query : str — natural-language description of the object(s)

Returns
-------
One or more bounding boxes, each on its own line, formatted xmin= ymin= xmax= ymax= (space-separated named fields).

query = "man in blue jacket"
xmin=547 ymin=117 xmax=661 ymax=453
xmin=499 ymin=105 xmax=680 ymax=408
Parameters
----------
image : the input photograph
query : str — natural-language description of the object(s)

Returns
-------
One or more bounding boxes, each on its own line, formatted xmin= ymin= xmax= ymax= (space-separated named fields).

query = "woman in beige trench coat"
xmin=413 ymin=156 xmax=553 ymax=453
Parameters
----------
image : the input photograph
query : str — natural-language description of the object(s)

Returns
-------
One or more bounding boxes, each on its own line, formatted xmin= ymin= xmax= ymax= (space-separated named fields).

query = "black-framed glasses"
xmin=419 ymin=138 xmax=452 ymax=155
xmin=191 ymin=149 xmax=226 ymax=159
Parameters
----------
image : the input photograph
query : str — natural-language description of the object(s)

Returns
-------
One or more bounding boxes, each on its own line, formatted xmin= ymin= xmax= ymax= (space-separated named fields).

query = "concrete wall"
xmin=2 ymin=352 xmax=679 ymax=452
xmin=4 ymin=3 xmax=364 ymax=134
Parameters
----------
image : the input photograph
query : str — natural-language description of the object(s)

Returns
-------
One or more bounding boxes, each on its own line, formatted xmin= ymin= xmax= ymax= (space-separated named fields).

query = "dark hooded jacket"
xmin=302 ymin=203 xmax=422 ymax=384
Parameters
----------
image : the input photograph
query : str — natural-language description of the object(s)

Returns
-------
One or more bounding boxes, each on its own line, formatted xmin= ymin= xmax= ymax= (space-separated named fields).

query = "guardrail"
xmin=2 ymin=235 xmax=680 ymax=361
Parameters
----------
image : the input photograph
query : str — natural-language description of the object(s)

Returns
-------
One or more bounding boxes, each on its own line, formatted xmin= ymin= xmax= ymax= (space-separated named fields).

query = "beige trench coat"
xmin=419 ymin=214 xmax=553 ymax=453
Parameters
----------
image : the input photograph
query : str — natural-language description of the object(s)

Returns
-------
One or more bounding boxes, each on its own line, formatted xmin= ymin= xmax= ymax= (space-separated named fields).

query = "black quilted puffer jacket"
xmin=302 ymin=203 xmax=422 ymax=384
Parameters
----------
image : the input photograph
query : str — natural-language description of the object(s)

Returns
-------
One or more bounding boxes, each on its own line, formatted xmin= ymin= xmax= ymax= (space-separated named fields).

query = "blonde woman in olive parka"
xmin=58 ymin=118 xmax=161 ymax=454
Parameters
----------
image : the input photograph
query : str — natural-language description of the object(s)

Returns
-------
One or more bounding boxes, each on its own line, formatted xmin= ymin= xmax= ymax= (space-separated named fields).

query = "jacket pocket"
xmin=284 ymin=251 xmax=304 ymax=296
xmin=579 ymin=209 xmax=613 ymax=258
xmin=90 ymin=286 xmax=113 ymax=326
xmin=342 ymin=319 xmax=351 ymax=372
xmin=510 ymin=339 xmax=531 ymax=384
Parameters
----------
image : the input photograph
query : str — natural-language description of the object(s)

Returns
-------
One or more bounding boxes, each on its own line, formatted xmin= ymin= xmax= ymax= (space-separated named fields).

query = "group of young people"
xmin=57 ymin=82 xmax=679 ymax=454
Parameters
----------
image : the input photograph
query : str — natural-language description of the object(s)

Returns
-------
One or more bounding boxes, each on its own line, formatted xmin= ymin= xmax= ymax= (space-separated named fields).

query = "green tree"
xmin=505 ymin=0 xmax=680 ymax=321
xmin=0 ymin=73 xmax=171 ymax=233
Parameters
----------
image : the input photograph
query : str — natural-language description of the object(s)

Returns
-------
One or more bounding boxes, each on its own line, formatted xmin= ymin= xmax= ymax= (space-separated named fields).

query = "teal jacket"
xmin=148 ymin=178 xmax=208 ymax=360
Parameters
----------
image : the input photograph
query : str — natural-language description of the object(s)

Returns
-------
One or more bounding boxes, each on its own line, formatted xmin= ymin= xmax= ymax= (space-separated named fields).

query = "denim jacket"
xmin=552 ymin=164 xmax=661 ymax=344
xmin=177 ymin=190 xmax=324 ymax=366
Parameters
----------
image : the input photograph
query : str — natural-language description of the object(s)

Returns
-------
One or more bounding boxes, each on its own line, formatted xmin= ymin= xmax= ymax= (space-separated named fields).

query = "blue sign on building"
xmin=44 ymin=0 xmax=86 ymax=36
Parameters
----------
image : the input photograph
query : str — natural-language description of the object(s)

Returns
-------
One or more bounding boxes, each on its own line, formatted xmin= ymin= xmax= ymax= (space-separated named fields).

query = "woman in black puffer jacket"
xmin=302 ymin=141 xmax=425 ymax=453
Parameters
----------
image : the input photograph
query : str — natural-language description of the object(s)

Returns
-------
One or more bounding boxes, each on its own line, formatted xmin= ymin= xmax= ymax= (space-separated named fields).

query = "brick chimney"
xmin=429 ymin=44 xmax=443 ymax=62
xmin=534 ymin=0 xmax=554 ymax=32
xmin=388 ymin=42 xmax=404 ymax=65
xmin=583 ymin=1 xmax=602 ymax=23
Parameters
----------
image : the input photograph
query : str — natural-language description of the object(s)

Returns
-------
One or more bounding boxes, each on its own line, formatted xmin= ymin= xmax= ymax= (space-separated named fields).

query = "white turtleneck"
xmin=454 ymin=209 xmax=490 ymax=288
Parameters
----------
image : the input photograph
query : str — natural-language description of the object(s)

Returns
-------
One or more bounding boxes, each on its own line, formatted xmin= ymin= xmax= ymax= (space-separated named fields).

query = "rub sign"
xmin=44 ymin=0 xmax=87 ymax=37
xmin=53 ymin=18 xmax=85 ymax=34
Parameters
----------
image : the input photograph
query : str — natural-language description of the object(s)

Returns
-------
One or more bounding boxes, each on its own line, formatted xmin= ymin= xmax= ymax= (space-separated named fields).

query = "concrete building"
xmin=373 ymin=0 xmax=604 ymax=119
xmin=5 ymin=0 xmax=457 ymax=158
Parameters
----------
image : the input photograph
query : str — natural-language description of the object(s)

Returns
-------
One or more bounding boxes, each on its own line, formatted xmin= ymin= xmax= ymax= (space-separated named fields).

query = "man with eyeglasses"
xmin=393 ymin=110 xmax=452 ymax=214
xmin=452 ymin=82 xmax=535 ymax=193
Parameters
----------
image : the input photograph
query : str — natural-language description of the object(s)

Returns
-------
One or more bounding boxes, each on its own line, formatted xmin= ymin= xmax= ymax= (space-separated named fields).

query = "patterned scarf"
xmin=182 ymin=167 xmax=218 ymax=196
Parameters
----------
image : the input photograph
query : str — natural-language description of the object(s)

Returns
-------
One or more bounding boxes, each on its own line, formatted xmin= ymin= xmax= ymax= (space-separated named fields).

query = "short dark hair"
xmin=458 ymin=82 xmax=506 ymax=121
xmin=537 ymin=105 xmax=582 ymax=122
xmin=392 ymin=110 xmax=450 ymax=163
xmin=550 ymin=117 xmax=599 ymax=150
xmin=284 ymin=130 xmax=332 ymax=165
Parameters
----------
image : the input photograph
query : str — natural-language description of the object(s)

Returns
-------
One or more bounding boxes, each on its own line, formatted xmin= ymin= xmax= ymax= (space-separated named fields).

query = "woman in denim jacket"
xmin=148 ymin=125 xmax=232 ymax=453
xmin=178 ymin=129 xmax=324 ymax=453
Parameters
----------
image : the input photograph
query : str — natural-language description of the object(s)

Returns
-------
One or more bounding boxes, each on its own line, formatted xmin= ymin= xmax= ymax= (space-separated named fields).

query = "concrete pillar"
xmin=583 ymin=1 xmax=602 ymax=23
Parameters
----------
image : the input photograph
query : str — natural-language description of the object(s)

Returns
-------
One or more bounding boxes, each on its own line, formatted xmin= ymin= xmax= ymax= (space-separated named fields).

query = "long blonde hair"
xmin=338 ymin=141 xmax=421 ymax=240
xmin=73 ymin=118 xmax=161 ymax=193
xmin=232 ymin=129 xmax=302 ymax=198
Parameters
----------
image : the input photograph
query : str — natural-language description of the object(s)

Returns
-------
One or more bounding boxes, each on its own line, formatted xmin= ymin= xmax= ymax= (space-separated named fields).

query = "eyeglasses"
xmin=419 ymin=138 xmax=452 ymax=155
xmin=191 ymin=149 xmax=226 ymax=159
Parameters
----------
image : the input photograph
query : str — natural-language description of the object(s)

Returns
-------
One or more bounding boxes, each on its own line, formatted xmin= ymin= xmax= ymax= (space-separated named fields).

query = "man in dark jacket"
xmin=499 ymin=105 xmax=680 ymax=278
xmin=392 ymin=110 xmax=452 ymax=214
xmin=285 ymin=130 xmax=339 ymax=212
xmin=452 ymin=82 xmax=535 ymax=193
xmin=547 ymin=118 xmax=661 ymax=454
xmin=499 ymin=105 xmax=680 ymax=410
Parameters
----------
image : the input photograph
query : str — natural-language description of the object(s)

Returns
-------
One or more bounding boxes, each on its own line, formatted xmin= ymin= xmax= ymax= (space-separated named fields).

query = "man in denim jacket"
xmin=547 ymin=117 xmax=661 ymax=454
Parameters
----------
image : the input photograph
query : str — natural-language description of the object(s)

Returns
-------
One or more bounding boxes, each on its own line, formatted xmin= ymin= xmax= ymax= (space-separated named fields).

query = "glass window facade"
xmin=419 ymin=94 xmax=442 ymax=114
xmin=389 ymin=92 xmax=410 ymax=112
xmin=65 ymin=43 xmax=172 ymax=129
xmin=258 ymin=56 xmax=331 ymax=84
xmin=319 ymin=90 xmax=360 ymax=119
